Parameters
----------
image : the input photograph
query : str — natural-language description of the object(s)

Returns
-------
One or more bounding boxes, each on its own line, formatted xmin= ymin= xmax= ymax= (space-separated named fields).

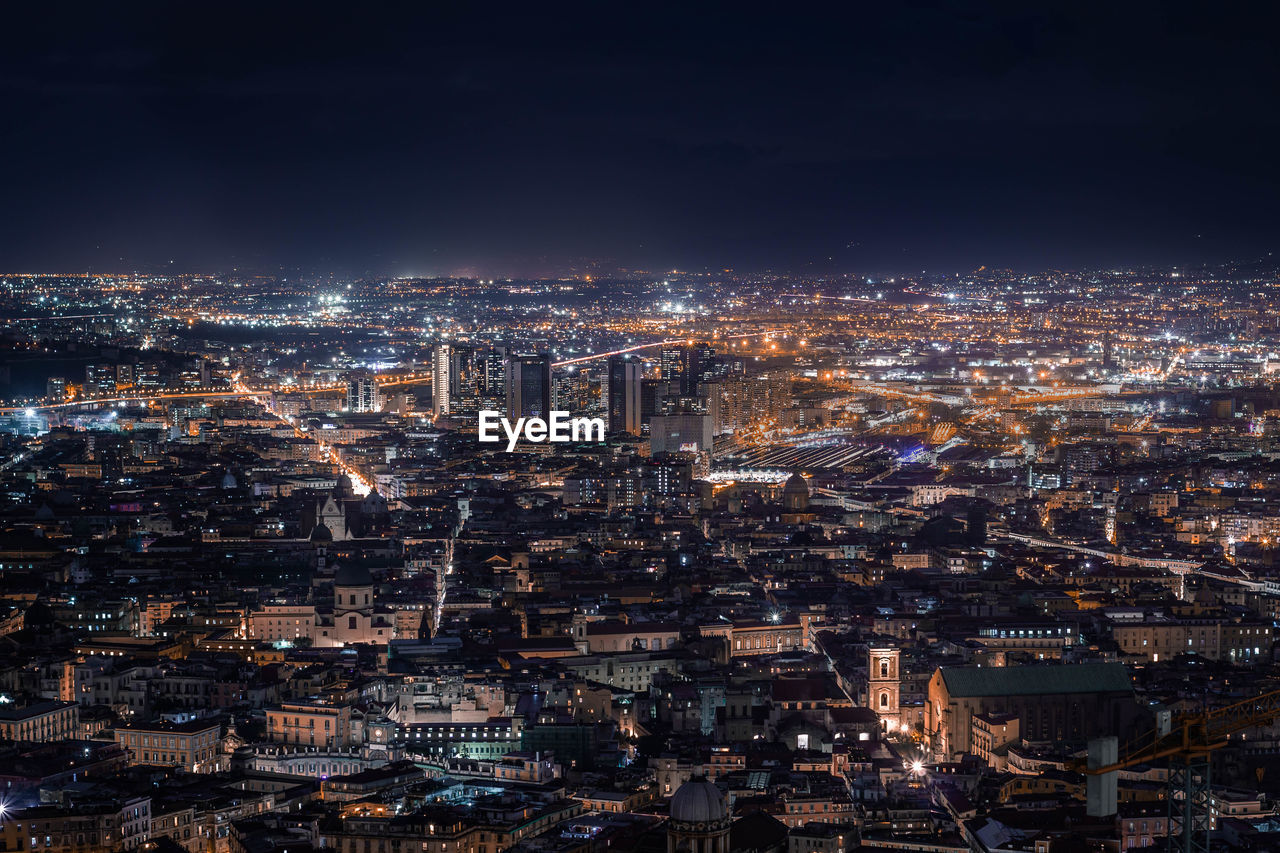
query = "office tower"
xmin=483 ymin=349 xmax=506 ymax=393
xmin=84 ymin=363 xmax=117 ymax=396
xmin=659 ymin=346 xmax=689 ymax=389
xmin=640 ymin=379 xmax=659 ymax=436
xmin=554 ymin=366 xmax=594 ymax=413
xmin=607 ymin=357 xmax=642 ymax=435
xmin=433 ymin=344 xmax=452 ymax=416
xmin=46 ymin=377 xmax=67 ymax=402
xmin=505 ymin=354 xmax=552 ymax=420
xmin=447 ymin=346 xmax=487 ymax=417
xmin=453 ymin=347 xmax=479 ymax=398
xmin=346 ymin=374 xmax=381 ymax=413
xmin=689 ymin=343 xmax=717 ymax=390
xmin=660 ymin=343 xmax=716 ymax=395
xmin=443 ymin=348 xmax=497 ymax=414
xmin=700 ymin=381 xmax=724 ymax=434
xmin=641 ymin=378 xmax=681 ymax=436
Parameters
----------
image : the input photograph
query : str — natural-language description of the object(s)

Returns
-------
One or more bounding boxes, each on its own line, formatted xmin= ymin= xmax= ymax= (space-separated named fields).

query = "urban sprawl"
xmin=1 ymin=266 xmax=1279 ymax=853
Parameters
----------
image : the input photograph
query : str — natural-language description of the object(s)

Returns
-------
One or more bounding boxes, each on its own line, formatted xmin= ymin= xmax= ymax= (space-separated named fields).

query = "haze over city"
xmin=2 ymin=4 xmax=1279 ymax=275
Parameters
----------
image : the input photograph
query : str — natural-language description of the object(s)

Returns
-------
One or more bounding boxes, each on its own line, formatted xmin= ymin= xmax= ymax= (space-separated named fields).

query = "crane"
xmin=1076 ymin=687 xmax=1280 ymax=853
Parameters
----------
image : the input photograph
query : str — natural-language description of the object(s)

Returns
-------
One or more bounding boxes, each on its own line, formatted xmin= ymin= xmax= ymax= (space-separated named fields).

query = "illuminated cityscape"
xmin=2 ymin=7 xmax=1280 ymax=853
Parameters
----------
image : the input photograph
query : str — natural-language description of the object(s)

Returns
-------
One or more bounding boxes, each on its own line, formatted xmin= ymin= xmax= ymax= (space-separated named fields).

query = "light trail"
xmin=1162 ymin=348 xmax=1186 ymax=381
xmin=236 ymin=383 xmax=375 ymax=496
xmin=551 ymin=330 xmax=785 ymax=367
xmin=0 ymin=385 xmax=351 ymax=414
xmin=2 ymin=313 xmax=117 ymax=322
xmin=808 ymin=294 xmax=877 ymax=302
xmin=1 ymin=390 xmax=252 ymax=414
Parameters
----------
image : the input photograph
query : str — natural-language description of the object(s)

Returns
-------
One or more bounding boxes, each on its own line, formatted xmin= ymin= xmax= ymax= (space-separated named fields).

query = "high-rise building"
xmin=452 ymin=347 xmax=478 ymax=397
xmin=763 ymin=370 xmax=793 ymax=420
xmin=84 ymin=363 xmax=116 ymax=396
xmin=659 ymin=346 xmax=689 ymax=390
xmin=437 ymin=347 xmax=507 ymax=416
xmin=447 ymin=346 xmax=488 ymax=417
xmin=433 ymin=344 xmax=452 ymax=417
xmin=660 ymin=343 xmax=717 ymax=395
xmin=554 ymin=366 xmax=594 ymax=414
xmin=483 ymin=349 xmax=506 ymax=396
xmin=46 ymin=377 xmax=67 ymax=402
xmin=689 ymin=344 xmax=717 ymax=390
xmin=640 ymin=379 xmax=681 ymax=436
xmin=505 ymin=354 xmax=552 ymax=420
xmin=346 ymin=375 xmax=381 ymax=413
xmin=607 ymin=357 xmax=642 ymax=435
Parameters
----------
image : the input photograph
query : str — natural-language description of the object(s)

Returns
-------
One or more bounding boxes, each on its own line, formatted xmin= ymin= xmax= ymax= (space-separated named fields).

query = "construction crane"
xmin=1077 ymin=687 xmax=1280 ymax=853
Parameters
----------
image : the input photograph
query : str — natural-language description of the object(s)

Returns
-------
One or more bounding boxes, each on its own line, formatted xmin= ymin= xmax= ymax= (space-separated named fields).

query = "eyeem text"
xmin=478 ymin=410 xmax=605 ymax=451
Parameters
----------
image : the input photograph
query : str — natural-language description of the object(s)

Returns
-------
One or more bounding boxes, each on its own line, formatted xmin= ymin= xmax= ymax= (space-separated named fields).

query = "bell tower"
xmin=868 ymin=646 xmax=901 ymax=733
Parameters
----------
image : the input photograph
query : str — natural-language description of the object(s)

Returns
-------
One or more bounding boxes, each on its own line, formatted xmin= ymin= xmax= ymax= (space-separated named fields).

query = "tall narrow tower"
xmin=607 ymin=356 xmax=642 ymax=435
xmin=506 ymin=354 xmax=552 ymax=420
xmin=433 ymin=344 xmax=452 ymax=417
xmin=868 ymin=646 xmax=901 ymax=733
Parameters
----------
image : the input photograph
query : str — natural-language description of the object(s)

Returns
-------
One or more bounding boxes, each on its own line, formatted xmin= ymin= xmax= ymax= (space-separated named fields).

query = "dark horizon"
xmin=2 ymin=3 xmax=1277 ymax=277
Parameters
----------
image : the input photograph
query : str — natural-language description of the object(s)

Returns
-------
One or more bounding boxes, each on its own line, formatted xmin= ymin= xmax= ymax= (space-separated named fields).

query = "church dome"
xmin=670 ymin=777 xmax=727 ymax=827
xmin=334 ymin=473 xmax=356 ymax=498
xmin=783 ymin=472 xmax=809 ymax=497
xmin=782 ymin=471 xmax=810 ymax=512
xmin=334 ymin=563 xmax=373 ymax=587
xmin=309 ymin=521 xmax=333 ymax=543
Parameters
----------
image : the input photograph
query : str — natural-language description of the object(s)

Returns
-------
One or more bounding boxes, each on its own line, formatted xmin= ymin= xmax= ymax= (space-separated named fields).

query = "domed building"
xmin=781 ymin=471 xmax=810 ymax=513
xmin=300 ymin=475 xmax=384 ymax=542
xmin=668 ymin=777 xmax=730 ymax=853
xmin=334 ymin=564 xmax=375 ymax=618
xmin=313 ymin=563 xmax=396 ymax=647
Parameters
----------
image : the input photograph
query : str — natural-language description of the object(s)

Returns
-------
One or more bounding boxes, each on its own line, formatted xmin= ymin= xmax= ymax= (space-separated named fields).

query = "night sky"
xmin=2 ymin=3 xmax=1278 ymax=276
